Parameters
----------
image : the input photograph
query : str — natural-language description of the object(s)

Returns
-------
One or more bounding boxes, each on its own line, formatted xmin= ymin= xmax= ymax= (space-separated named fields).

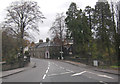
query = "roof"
xmin=35 ymin=42 xmax=60 ymax=48
xmin=98 ymin=0 xmax=107 ymax=3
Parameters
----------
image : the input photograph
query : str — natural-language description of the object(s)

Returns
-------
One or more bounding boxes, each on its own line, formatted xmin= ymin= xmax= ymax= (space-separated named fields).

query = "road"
xmin=2 ymin=58 xmax=119 ymax=83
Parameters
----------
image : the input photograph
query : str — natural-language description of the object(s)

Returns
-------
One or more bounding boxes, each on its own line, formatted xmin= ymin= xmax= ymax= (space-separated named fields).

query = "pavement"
xmin=63 ymin=60 xmax=120 ymax=75
xmin=0 ymin=62 xmax=35 ymax=78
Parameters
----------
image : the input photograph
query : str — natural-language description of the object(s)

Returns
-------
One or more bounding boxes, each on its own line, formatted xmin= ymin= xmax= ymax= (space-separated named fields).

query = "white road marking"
xmin=97 ymin=75 xmax=114 ymax=79
xmin=48 ymin=74 xmax=57 ymax=76
xmin=87 ymin=71 xmax=114 ymax=79
xmin=46 ymin=69 xmax=48 ymax=73
xmin=87 ymin=71 xmax=98 ymax=75
xmin=60 ymin=72 xmax=73 ymax=75
xmin=71 ymin=71 xmax=86 ymax=76
xmin=48 ymin=62 xmax=50 ymax=67
xmin=99 ymin=81 xmax=103 ymax=83
xmin=42 ymin=62 xmax=50 ymax=80
xmin=66 ymin=69 xmax=74 ymax=72
xmin=48 ymin=71 xmax=73 ymax=77
xmin=99 ymin=80 xmax=107 ymax=84
xmin=42 ymin=74 xmax=46 ymax=79
xmin=60 ymin=66 xmax=64 ymax=69
xmin=48 ymin=67 xmax=49 ymax=70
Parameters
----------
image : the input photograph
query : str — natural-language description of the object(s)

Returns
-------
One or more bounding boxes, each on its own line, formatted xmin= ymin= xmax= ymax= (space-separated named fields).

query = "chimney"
xmin=39 ymin=39 xmax=43 ymax=43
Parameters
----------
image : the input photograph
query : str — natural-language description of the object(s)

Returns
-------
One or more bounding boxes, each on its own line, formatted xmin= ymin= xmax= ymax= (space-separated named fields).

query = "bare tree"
xmin=50 ymin=13 xmax=65 ymax=40
xmin=2 ymin=0 xmax=45 ymax=66
xmin=49 ymin=13 xmax=66 ymax=59
xmin=2 ymin=0 xmax=45 ymax=52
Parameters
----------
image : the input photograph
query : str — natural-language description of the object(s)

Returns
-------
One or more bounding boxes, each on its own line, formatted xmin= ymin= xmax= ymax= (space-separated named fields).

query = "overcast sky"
xmin=0 ymin=0 xmax=117 ymax=42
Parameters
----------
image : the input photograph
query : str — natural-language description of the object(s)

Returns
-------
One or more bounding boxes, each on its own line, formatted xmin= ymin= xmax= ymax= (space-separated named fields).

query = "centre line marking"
xmin=46 ymin=69 xmax=48 ymax=73
xmin=42 ymin=62 xmax=50 ymax=80
xmin=42 ymin=74 xmax=46 ymax=79
xmin=48 ymin=67 xmax=49 ymax=70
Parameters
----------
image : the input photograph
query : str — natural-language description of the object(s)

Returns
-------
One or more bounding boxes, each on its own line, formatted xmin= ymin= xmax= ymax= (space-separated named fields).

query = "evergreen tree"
xmin=84 ymin=6 xmax=95 ymax=59
xmin=65 ymin=2 xmax=78 ymax=54
xmin=94 ymin=1 xmax=114 ymax=64
xmin=65 ymin=2 xmax=92 ymax=59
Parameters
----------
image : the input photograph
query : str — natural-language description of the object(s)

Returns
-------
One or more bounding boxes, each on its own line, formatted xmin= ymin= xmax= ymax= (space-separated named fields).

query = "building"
xmin=30 ymin=41 xmax=60 ymax=59
xmin=63 ymin=39 xmax=73 ymax=55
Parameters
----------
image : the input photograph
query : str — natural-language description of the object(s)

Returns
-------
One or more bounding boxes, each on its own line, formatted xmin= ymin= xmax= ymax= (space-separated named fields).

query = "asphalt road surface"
xmin=2 ymin=58 xmax=119 ymax=83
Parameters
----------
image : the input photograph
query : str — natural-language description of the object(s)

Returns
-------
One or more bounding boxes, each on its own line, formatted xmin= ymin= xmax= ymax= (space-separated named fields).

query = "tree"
xmin=65 ymin=2 xmax=78 ymax=38
xmin=84 ymin=6 xmax=94 ymax=30
xmin=24 ymin=39 xmax=30 ymax=47
xmin=65 ymin=2 xmax=78 ymax=54
xmin=94 ymin=1 xmax=115 ymax=64
xmin=53 ymin=34 xmax=61 ymax=45
xmin=2 ymin=0 xmax=45 ymax=66
xmin=2 ymin=1 xmax=45 ymax=55
xmin=84 ymin=6 xmax=96 ymax=60
xmin=30 ymin=41 xmax=35 ymax=47
xmin=116 ymin=1 xmax=120 ymax=65
xmin=65 ymin=2 xmax=92 ymax=57
xmin=50 ymin=13 xmax=65 ymax=40
xmin=2 ymin=31 xmax=19 ymax=63
xmin=46 ymin=38 xmax=50 ymax=43
xmin=0 ymin=30 xmax=2 ymax=62
xmin=116 ymin=1 xmax=120 ymax=34
xmin=110 ymin=1 xmax=119 ymax=64
xmin=50 ymin=13 xmax=65 ymax=59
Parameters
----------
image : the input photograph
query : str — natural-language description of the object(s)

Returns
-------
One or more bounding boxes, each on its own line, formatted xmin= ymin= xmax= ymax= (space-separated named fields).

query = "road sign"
xmin=93 ymin=60 xmax=98 ymax=66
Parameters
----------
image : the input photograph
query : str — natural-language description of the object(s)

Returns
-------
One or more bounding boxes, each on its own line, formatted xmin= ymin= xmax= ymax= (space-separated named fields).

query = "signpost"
xmin=93 ymin=60 xmax=99 ymax=67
